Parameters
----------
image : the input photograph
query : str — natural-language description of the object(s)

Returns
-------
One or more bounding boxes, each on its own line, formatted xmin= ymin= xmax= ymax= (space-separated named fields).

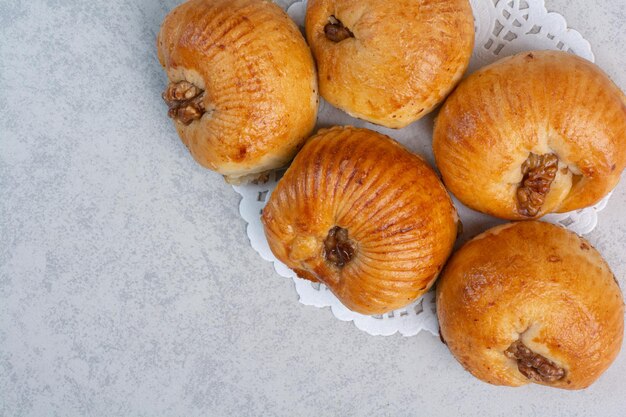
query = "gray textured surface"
xmin=1 ymin=0 xmax=626 ymax=416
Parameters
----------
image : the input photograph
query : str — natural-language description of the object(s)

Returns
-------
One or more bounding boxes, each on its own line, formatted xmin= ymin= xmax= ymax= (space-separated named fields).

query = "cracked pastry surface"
xmin=433 ymin=50 xmax=626 ymax=219
xmin=436 ymin=221 xmax=624 ymax=389
xmin=262 ymin=126 xmax=458 ymax=315
xmin=157 ymin=0 xmax=318 ymax=183
xmin=305 ymin=0 xmax=474 ymax=128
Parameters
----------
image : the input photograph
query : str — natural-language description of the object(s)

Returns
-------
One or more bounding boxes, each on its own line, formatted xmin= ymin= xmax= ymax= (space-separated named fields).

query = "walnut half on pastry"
xmin=433 ymin=50 xmax=626 ymax=219
xmin=262 ymin=126 xmax=459 ymax=315
xmin=436 ymin=221 xmax=624 ymax=389
xmin=157 ymin=0 xmax=318 ymax=183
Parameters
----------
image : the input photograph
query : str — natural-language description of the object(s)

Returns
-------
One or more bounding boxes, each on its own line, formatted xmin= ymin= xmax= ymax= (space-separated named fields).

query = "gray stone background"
xmin=1 ymin=0 xmax=625 ymax=416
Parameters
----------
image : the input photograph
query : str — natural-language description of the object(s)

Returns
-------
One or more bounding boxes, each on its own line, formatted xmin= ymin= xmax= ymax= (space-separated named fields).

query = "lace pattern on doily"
xmin=234 ymin=0 xmax=605 ymax=337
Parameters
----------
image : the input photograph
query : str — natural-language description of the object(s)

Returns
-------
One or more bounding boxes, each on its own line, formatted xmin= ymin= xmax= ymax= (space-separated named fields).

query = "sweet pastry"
xmin=433 ymin=50 xmax=626 ymax=219
xmin=262 ymin=126 xmax=458 ymax=314
xmin=158 ymin=0 xmax=318 ymax=183
xmin=305 ymin=0 xmax=474 ymax=128
xmin=436 ymin=221 xmax=624 ymax=389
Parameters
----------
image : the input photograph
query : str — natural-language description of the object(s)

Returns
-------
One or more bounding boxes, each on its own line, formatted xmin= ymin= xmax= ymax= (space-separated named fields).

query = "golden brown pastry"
xmin=305 ymin=0 xmax=474 ymax=128
xmin=434 ymin=50 xmax=626 ymax=219
xmin=437 ymin=221 xmax=624 ymax=389
xmin=158 ymin=0 xmax=318 ymax=183
xmin=262 ymin=126 xmax=458 ymax=314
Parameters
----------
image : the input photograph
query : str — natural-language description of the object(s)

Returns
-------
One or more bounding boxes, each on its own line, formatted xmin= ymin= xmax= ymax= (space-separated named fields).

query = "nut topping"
xmin=324 ymin=16 xmax=354 ymax=42
xmin=162 ymin=81 xmax=206 ymax=125
xmin=505 ymin=340 xmax=566 ymax=383
xmin=516 ymin=153 xmax=559 ymax=217
xmin=323 ymin=226 xmax=355 ymax=268
xmin=251 ymin=171 xmax=271 ymax=185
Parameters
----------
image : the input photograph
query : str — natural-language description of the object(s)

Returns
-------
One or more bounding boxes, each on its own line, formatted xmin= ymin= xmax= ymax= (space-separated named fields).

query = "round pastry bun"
xmin=158 ymin=0 xmax=318 ymax=183
xmin=433 ymin=50 xmax=626 ymax=220
xmin=436 ymin=221 xmax=624 ymax=389
xmin=305 ymin=0 xmax=474 ymax=128
xmin=262 ymin=126 xmax=458 ymax=314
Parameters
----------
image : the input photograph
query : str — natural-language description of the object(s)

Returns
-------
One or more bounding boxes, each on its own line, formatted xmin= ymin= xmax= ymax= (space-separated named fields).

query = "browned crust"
xmin=433 ymin=50 xmax=626 ymax=219
xmin=305 ymin=0 xmax=474 ymax=128
xmin=262 ymin=126 xmax=458 ymax=314
xmin=158 ymin=0 xmax=318 ymax=181
xmin=436 ymin=221 xmax=624 ymax=389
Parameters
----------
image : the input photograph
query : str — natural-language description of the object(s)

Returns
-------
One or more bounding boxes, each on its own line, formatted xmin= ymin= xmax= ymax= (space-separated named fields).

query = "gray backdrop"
xmin=1 ymin=0 xmax=625 ymax=416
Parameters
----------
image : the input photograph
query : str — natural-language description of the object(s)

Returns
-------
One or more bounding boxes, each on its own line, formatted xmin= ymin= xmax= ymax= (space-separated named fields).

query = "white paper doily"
xmin=233 ymin=0 xmax=609 ymax=337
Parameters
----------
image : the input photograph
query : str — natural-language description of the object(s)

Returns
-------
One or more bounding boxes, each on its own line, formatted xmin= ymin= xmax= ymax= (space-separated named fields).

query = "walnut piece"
xmin=162 ymin=81 xmax=206 ymax=125
xmin=323 ymin=226 xmax=355 ymax=268
xmin=324 ymin=16 xmax=354 ymax=42
xmin=505 ymin=340 xmax=566 ymax=382
xmin=251 ymin=171 xmax=271 ymax=185
xmin=516 ymin=153 xmax=558 ymax=217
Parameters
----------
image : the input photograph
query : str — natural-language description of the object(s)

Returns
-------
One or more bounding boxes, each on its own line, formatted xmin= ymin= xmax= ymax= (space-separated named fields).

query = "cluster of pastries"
xmin=158 ymin=0 xmax=626 ymax=389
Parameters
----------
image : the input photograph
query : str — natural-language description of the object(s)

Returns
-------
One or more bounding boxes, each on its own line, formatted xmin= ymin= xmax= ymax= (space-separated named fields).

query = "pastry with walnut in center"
xmin=436 ymin=221 xmax=624 ymax=389
xmin=433 ymin=50 xmax=626 ymax=219
xmin=262 ymin=126 xmax=459 ymax=315
xmin=305 ymin=0 xmax=474 ymax=128
xmin=158 ymin=0 xmax=318 ymax=184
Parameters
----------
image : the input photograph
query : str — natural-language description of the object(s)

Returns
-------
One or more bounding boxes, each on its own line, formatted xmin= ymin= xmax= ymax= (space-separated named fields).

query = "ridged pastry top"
xmin=158 ymin=0 xmax=318 ymax=182
xmin=434 ymin=51 xmax=626 ymax=219
xmin=262 ymin=126 xmax=458 ymax=314
xmin=305 ymin=0 xmax=474 ymax=128
xmin=436 ymin=221 xmax=624 ymax=389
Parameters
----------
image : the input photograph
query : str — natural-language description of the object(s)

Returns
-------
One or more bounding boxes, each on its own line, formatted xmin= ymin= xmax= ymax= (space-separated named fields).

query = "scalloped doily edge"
xmin=233 ymin=0 xmax=610 ymax=337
